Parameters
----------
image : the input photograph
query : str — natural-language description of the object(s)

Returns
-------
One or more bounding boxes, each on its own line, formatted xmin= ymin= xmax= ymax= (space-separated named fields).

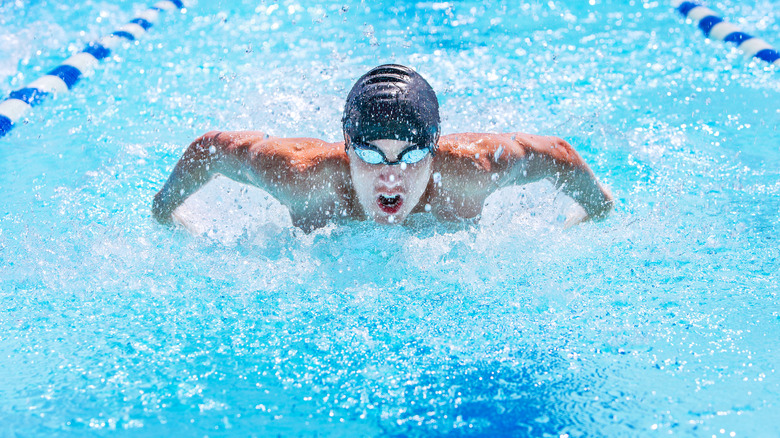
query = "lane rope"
xmin=674 ymin=1 xmax=780 ymax=68
xmin=0 ymin=0 xmax=187 ymax=138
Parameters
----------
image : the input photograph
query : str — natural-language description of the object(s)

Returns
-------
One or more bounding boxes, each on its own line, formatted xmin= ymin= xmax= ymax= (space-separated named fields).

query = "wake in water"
xmin=172 ymin=174 xmax=583 ymax=245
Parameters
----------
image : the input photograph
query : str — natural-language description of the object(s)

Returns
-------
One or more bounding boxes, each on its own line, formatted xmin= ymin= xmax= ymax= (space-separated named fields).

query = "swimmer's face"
xmin=347 ymin=138 xmax=433 ymax=225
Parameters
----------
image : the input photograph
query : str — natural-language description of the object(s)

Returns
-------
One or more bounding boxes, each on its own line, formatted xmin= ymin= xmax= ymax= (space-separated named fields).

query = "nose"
xmin=378 ymin=165 xmax=402 ymax=186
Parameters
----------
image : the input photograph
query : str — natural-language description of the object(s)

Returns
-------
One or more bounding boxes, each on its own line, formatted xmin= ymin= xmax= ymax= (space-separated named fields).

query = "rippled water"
xmin=1 ymin=0 xmax=779 ymax=436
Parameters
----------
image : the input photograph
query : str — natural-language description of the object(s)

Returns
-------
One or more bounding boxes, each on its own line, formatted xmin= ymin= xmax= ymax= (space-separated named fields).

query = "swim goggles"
xmin=350 ymin=140 xmax=433 ymax=165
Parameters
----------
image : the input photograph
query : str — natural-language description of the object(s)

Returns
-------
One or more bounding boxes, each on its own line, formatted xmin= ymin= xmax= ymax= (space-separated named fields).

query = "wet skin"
xmin=347 ymin=139 xmax=433 ymax=225
xmin=152 ymin=131 xmax=614 ymax=232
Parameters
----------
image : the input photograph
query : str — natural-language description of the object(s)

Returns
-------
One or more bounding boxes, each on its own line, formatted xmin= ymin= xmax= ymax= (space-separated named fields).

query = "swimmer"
xmin=152 ymin=64 xmax=613 ymax=232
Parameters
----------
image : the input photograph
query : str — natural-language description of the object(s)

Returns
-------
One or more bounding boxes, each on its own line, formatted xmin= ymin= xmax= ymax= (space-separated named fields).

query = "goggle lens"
xmin=353 ymin=147 xmax=385 ymax=164
xmin=351 ymin=141 xmax=432 ymax=166
xmin=399 ymin=147 xmax=429 ymax=164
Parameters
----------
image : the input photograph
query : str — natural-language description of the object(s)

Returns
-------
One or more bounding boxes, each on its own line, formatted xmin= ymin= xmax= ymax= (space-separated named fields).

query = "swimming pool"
xmin=1 ymin=0 xmax=778 ymax=435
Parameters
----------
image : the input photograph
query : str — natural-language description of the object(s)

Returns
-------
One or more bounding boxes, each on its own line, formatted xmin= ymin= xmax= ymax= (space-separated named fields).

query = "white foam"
xmin=171 ymin=176 xmax=293 ymax=243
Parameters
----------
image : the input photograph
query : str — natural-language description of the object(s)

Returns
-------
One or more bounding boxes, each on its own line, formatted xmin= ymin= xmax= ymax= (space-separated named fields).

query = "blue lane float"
xmin=0 ymin=0 xmax=186 ymax=138
xmin=674 ymin=1 xmax=780 ymax=68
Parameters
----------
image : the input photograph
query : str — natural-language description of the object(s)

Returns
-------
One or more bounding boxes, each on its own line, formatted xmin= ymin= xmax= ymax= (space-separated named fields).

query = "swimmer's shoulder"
xmin=436 ymin=132 xmax=529 ymax=172
xmin=195 ymin=130 xmax=348 ymax=172
xmin=260 ymin=137 xmax=348 ymax=174
xmin=437 ymin=132 xmax=568 ymax=165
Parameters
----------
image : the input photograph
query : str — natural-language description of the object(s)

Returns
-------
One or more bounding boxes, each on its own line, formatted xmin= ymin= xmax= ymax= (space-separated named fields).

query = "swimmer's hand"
xmin=566 ymin=182 xmax=614 ymax=227
xmin=152 ymin=190 xmax=177 ymax=226
xmin=584 ymin=183 xmax=614 ymax=220
xmin=562 ymin=184 xmax=613 ymax=228
xmin=497 ymin=133 xmax=614 ymax=225
xmin=152 ymin=133 xmax=222 ymax=226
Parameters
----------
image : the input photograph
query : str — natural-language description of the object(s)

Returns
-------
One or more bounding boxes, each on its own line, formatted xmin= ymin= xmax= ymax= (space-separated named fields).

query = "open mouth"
xmin=377 ymin=194 xmax=403 ymax=215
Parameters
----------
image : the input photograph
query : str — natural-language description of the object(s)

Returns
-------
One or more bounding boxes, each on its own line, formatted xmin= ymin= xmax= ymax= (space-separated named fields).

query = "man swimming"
xmin=152 ymin=64 xmax=613 ymax=232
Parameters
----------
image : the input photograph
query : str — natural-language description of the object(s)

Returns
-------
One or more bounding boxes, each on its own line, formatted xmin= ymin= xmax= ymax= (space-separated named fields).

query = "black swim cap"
xmin=343 ymin=64 xmax=440 ymax=151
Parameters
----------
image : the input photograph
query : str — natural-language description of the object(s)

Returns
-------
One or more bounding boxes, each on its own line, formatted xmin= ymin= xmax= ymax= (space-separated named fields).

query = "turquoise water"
xmin=1 ymin=0 xmax=779 ymax=436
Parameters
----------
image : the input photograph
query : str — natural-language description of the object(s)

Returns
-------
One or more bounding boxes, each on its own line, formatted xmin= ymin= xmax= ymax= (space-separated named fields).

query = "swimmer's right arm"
xmin=508 ymin=133 xmax=614 ymax=221
xmin=152 ymin=131 xmax=268 ymax=225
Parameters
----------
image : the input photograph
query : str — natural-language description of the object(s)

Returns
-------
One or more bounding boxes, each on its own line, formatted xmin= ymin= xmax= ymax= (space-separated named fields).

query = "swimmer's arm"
xmin=152 ymin=131 xmax=267 ymax=225
xmin=503 ymin=133 xmax=614 ymax=221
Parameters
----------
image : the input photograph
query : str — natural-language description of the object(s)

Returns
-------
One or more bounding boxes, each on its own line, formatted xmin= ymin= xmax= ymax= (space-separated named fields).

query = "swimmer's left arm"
xmin=152 ymin=131 xmax=263 ymax=225
xmin=500 ymin=133 xmax=614 ymax=221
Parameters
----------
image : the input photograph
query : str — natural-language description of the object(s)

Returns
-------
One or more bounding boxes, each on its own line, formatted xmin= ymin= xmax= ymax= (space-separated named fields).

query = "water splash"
xmin=1 ymin=0 xmax=778 ymax=436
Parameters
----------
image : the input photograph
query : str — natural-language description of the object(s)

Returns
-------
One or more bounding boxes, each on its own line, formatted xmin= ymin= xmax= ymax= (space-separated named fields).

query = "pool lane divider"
xmin=674 ymin=1 xmax=780 ymax=68
xmin=0 ymin=0 xmax=186 ymax=138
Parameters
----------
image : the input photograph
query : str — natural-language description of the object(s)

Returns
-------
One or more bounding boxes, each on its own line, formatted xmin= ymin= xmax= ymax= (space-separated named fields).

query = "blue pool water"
xmin=1 ymin=0 xmax=779 ymax=436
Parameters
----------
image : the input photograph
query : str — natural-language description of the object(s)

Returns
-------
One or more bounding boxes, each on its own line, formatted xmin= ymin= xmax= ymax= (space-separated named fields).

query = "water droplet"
xmin=494 ymin=145 xmax=504 ymax=162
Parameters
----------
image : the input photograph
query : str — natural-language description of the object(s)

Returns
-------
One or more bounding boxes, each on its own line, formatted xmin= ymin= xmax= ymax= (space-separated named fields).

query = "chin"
xmin=371 ymin=211 xmax=407 ymax=225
